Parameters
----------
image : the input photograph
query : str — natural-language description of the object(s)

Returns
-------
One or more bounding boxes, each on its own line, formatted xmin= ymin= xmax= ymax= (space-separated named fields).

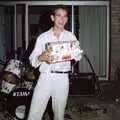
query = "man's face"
xmin=51 ymin=8 xmax=68 ymax=29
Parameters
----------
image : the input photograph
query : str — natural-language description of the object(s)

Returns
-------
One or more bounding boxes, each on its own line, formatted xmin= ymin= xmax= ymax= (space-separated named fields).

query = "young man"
xmin=27 ymin=5 xmax=82 ymax=120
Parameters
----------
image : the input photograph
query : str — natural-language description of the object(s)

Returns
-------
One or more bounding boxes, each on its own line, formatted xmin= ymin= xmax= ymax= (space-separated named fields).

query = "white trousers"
xmin=27 ymin=73 xmax=69 ymax=120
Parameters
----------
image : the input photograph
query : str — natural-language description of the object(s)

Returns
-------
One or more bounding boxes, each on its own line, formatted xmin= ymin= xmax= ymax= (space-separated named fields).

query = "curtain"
xmin=78 ymin=6 xmax=107 ymax=77
xmin=0 ymin=7 xmax=6 ymax=69
xmin=0 ymin=6 xmax=14 ymax=69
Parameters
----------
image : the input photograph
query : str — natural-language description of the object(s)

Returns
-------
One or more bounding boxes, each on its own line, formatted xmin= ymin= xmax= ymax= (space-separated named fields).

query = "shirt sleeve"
xmin=29 ymin=35 xmax=44 ymax=68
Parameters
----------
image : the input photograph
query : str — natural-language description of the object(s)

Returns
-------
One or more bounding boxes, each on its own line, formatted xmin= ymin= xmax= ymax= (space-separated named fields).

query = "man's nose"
xmin=60 ymin=17 xmax=64 ymax=22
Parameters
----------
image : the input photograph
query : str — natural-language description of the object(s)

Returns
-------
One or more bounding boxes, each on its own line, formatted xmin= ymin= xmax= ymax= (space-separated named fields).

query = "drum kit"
xmin=1 ymin=59 xmax=38 ymax=94
xmin=0 ymin=59 xmax=39 ymax=120
xmin=0 ymin=58 xmax=52 ymax=120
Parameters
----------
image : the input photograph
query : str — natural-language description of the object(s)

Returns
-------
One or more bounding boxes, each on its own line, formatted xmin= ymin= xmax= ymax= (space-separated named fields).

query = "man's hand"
xmin=38 ymin=50 xmax=54 ymax=64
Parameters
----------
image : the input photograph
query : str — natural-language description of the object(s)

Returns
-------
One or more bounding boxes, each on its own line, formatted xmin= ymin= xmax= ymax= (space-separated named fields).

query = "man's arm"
xmin=29 ymin=35 xmax=44 ymax=68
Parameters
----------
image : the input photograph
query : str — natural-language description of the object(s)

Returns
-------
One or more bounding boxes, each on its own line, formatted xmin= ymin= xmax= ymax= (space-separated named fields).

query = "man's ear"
xmin=51 ymin=15 xmax=54 ymax=21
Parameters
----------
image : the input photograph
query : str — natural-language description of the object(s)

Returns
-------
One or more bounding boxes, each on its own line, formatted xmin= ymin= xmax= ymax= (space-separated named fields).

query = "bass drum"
xmin=7 ymin=87 xmax=33 ymax=120
xmin=6 ymin=88 xmax=52 ymax=120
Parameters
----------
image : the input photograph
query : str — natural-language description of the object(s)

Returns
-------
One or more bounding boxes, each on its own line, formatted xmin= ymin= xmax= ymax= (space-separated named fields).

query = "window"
xmin=0 ymin=5 xmax=14 ymax=69
xmin=75 ymin=6 xmax=108 ymax=80
xmin=0 ymin=1 xmax=110 ymax=80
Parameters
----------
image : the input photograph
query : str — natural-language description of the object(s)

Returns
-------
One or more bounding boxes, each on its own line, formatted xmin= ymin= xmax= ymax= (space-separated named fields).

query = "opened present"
xmin=46 ymin=41 xmax=83 ymax=63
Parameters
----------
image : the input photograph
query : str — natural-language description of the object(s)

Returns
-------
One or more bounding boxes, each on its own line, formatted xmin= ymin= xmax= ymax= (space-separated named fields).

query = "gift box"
xmin=46 ymin=41 xmax=83 ymax=63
